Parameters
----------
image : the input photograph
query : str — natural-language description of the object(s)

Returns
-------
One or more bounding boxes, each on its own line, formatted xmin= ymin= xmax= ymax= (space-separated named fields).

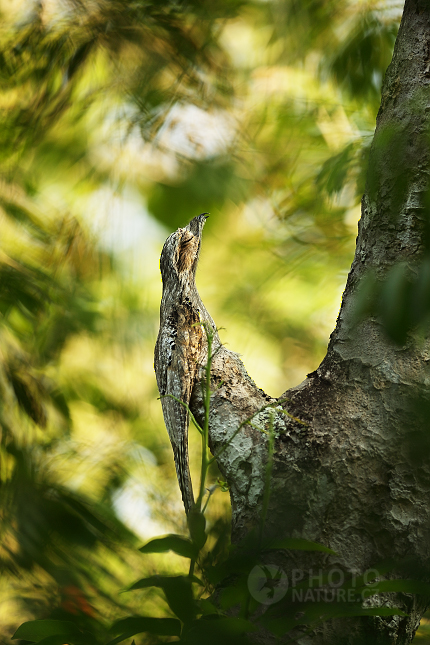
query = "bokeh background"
xmin=3 ymin=0 xmax=427 ymax=643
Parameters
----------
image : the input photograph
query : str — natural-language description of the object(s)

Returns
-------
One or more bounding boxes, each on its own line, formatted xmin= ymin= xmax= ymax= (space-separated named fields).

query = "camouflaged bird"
xmin=154 ymin=214 xmax=218 ymax=514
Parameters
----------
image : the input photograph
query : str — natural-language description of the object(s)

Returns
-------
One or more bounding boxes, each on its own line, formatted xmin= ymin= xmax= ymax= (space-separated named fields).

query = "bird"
xmin=154 ymin=213 xmax=217 ymax=514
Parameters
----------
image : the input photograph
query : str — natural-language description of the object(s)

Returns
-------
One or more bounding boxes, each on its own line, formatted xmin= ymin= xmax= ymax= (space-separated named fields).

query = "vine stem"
xmin=189 ymin=324 xmax=213 ymax=579
xmin=259 ymin=409 xmax=275 ymax=548
xmin=197 ymin=323 xmax=213 ymax=511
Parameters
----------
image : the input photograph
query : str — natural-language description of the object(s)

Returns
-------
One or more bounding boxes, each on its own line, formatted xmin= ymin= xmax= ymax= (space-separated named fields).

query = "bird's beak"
xmin=200 ymin=213 xmax=210 ymax=219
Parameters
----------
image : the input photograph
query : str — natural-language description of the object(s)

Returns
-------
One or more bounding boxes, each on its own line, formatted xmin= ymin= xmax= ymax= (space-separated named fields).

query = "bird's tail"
xmin=173 ymin=437 xmax=194 ymax=514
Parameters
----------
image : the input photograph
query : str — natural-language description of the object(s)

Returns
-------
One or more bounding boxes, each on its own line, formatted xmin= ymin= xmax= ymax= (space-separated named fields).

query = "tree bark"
xmin=190 ymin=1 xmax=430 ymax=642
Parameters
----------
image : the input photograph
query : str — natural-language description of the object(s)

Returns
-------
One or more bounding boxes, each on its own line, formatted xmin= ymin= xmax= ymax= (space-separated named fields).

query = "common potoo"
xmin=154 ymin=214 xmax=218 ymax=514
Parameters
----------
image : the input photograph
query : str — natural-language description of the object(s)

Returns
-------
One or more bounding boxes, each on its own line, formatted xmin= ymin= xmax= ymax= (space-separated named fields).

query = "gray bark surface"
xmin=189 ymin=1 xmax=430 ymax=642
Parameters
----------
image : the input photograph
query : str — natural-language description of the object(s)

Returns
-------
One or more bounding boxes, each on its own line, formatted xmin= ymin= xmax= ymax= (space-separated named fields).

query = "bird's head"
xmin=186 ymin=213 xmax=209 ymax=237
xmin=160 ymin=214 xmax=209 ymax=285
xmin=183 ymin=213 xmax=209 ymax=276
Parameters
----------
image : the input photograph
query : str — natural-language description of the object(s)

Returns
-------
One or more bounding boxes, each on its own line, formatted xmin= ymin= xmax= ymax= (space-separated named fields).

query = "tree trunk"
xmin=190 ymin=1 xmax=430 ymax=642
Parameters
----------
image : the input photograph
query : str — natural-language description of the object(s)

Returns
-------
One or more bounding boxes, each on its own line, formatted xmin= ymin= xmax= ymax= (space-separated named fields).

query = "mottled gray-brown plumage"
xmin=154 ymin=214 xmax=218 ymax=514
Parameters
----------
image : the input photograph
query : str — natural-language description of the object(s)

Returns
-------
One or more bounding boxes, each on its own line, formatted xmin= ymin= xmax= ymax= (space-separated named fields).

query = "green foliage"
xmin=328 ymin=14 xmax=398 ymax=103
xmin=187 ymin=509 xmax=207 ymax=551
xmin=317 ymin=143 xmax=355 ymax=196
xmin=147 ymin=161 xmax=246 ymax=230
xmin=107 ymin=616 xmax=181 ymax=644
xmin=139 ymin=535 xmax=199 ymax=559
xmin=13 ymin=619 xmax=94 ymax=644
xmin=41 ymin=331 xmax=420 ymax=643
xmin=354 ymin=258 xmax=430 ymax=345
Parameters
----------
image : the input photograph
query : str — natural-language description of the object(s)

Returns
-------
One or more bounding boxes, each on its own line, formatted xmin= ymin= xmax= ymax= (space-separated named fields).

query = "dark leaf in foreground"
xmin=107 ymin=616 xmax=181 ymax=645
xmin=139 ymin=534 xmax=199 ymax=559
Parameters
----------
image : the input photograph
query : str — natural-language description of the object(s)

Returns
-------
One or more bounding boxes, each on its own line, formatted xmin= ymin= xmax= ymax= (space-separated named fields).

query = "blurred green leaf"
xmin=147 ymin=161 xmax=247 ymax=229
xmin=367 ymin=123 xmax=410 ymax=208
xmin=12 ymin=619 xmax=92 ymax=642
xmin=139 ymin=534 xmax=199 ymax=559
xmin=0 ymin=197 xmax=50 ymax=242
xmin=361 ymin=579 xmax=430 ymax=598
xmin=27 ymin=638 xmax=86 ymax=645
xmin=263 ymin=537 xmax=337 ymax=555
xmin=328 ymin=15 xmax=398 ymax=101
xmin=379 ymin=263 xmax=413 ymax=344
xmin=0 ymin=264 xmax=48 ymax=317
xmin=187 ymin=508 xmax=207 ymax=550
xmin=127 ymin=575 xmax=197 ymax=623
xmin=317 ymin=144 xmax=355 ymax=196
xmin=107 ymin=616 xmax=181 ymax=644
xmin=261 ymin=604 xmax=407 ymax=637
xmin=182 ymin=616 xmax=256 ymax=645
xmin=8 ymin=368 xmax=47 ymax=427
xmin=353 ymin=258 xmax=430 ymax=344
